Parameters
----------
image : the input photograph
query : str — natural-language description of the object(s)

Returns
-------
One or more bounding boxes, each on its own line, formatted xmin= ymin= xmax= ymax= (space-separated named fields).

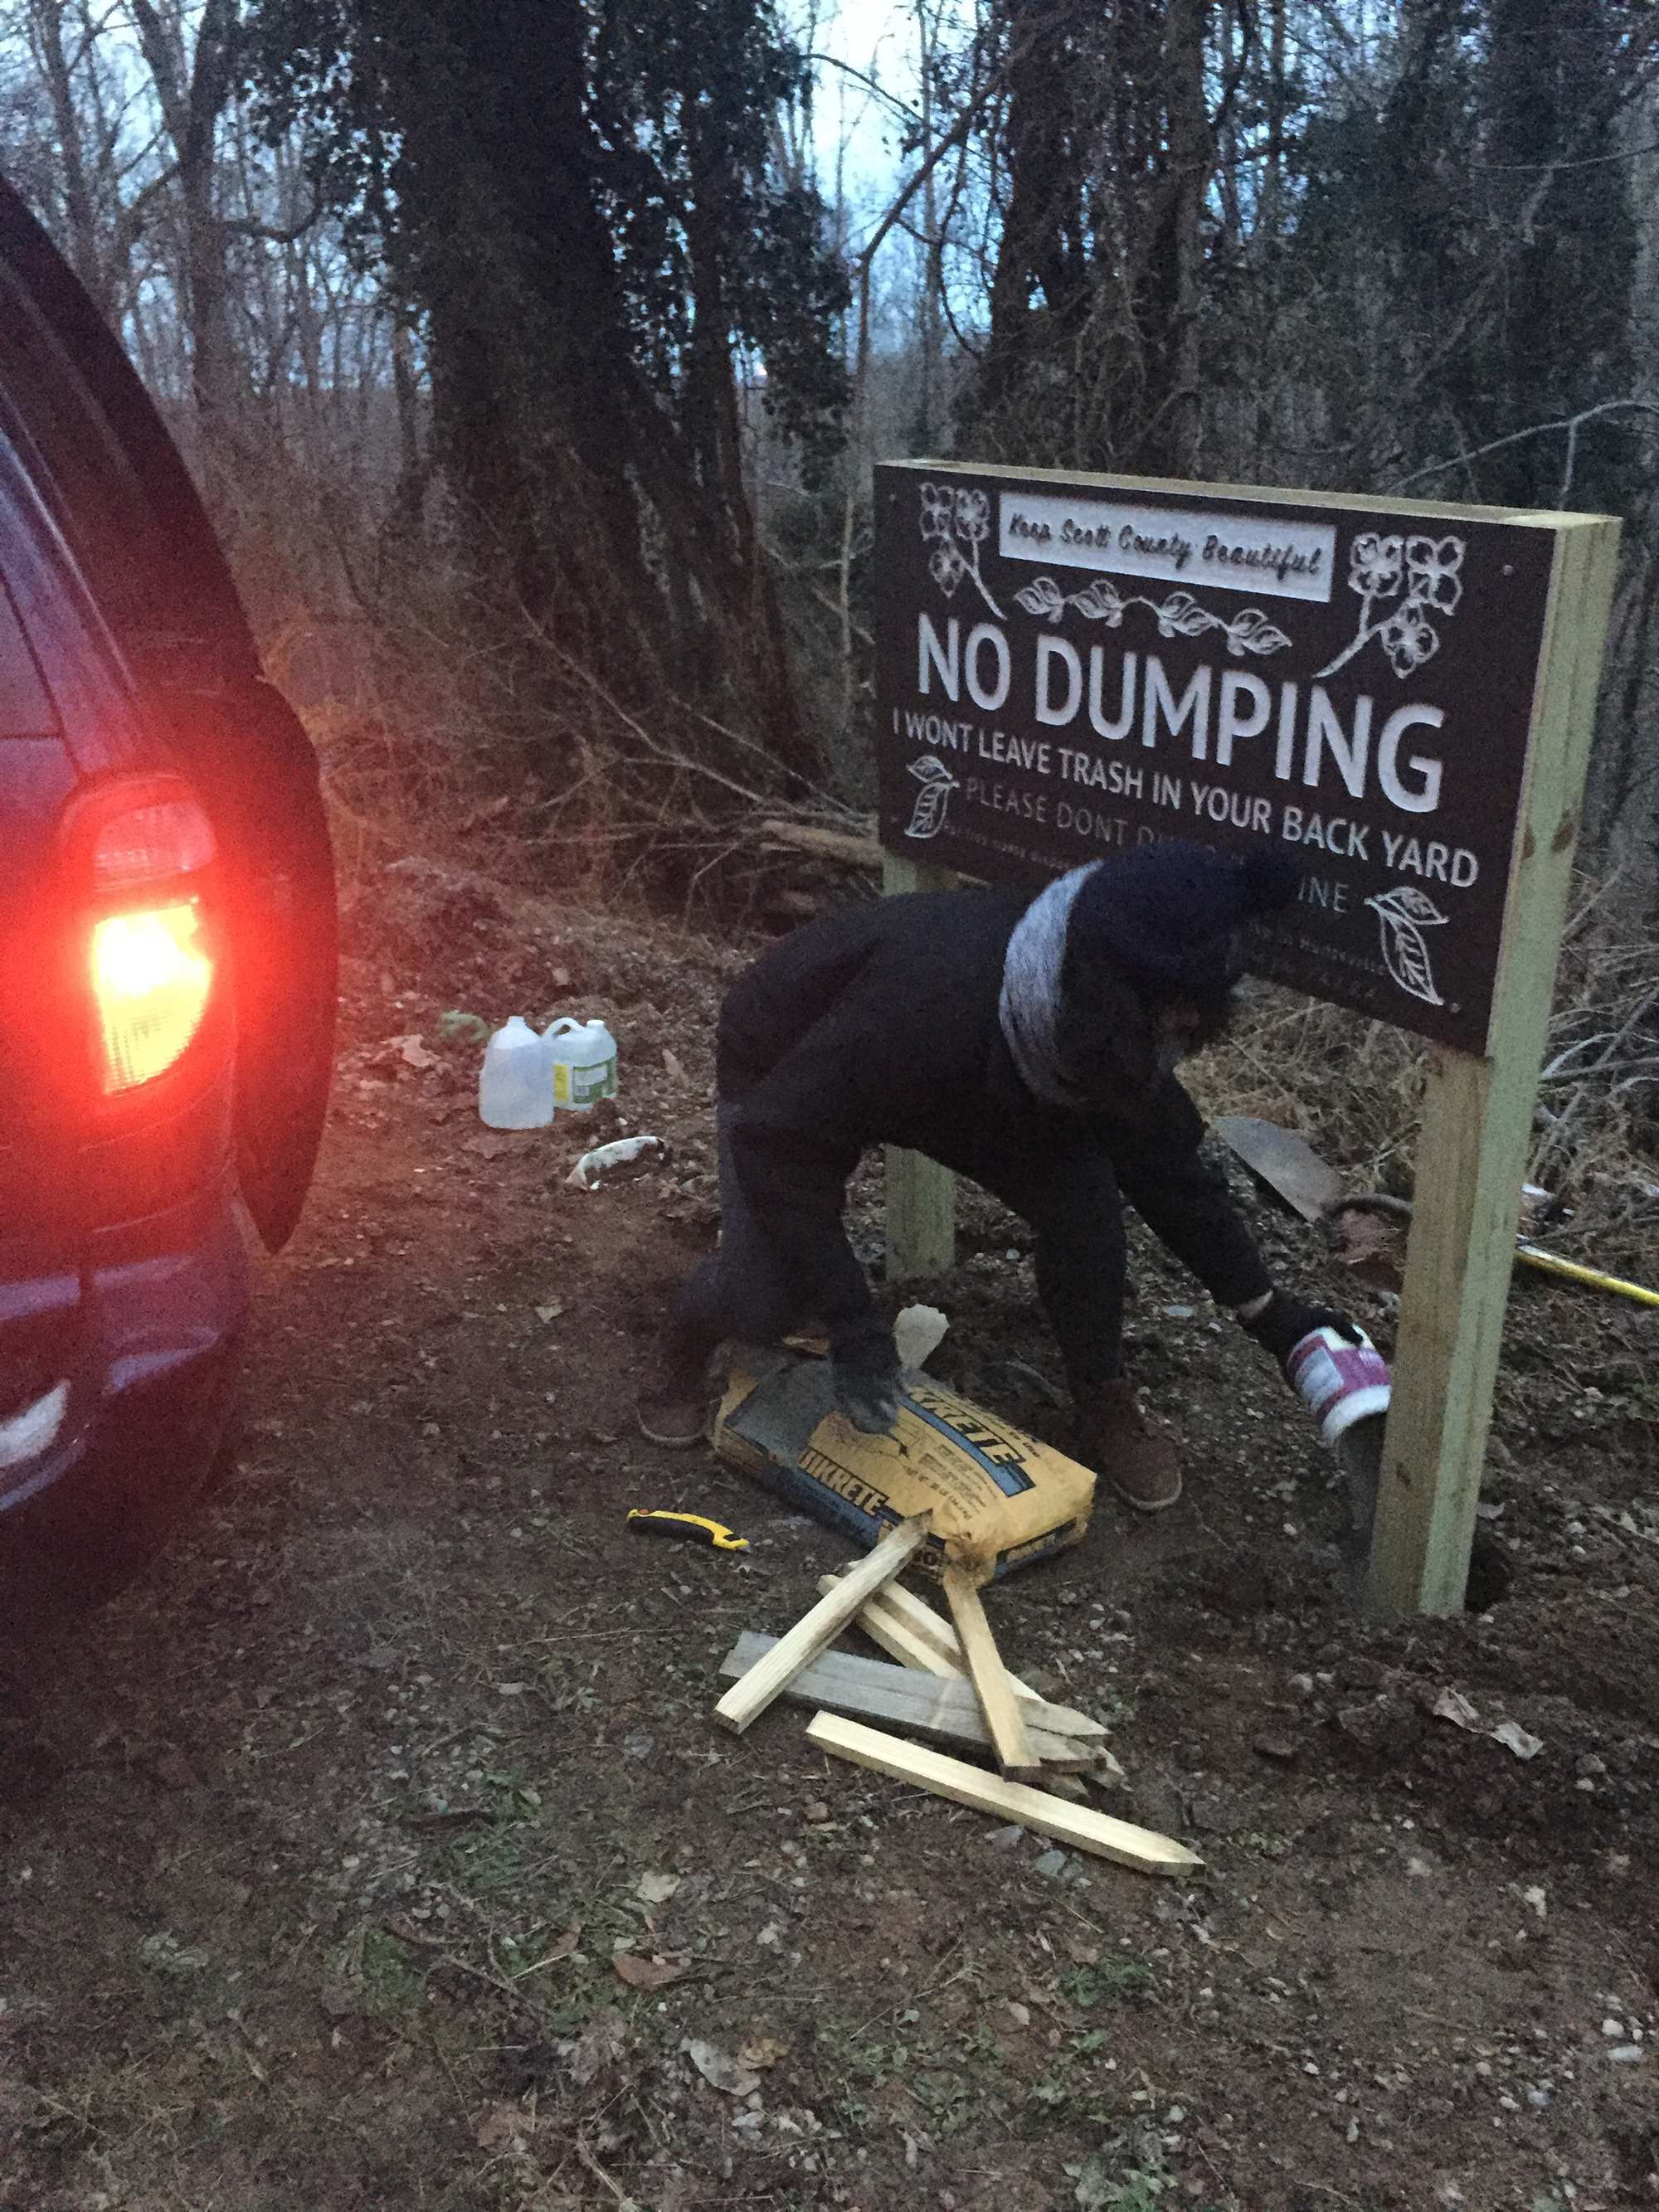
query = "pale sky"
xmin=802 ymin=0 xmax=929 ymax=228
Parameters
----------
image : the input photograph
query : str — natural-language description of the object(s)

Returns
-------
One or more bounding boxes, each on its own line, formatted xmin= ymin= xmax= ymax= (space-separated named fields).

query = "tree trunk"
xmin=129 ymin=0 xmax=243 ymax=496
xmin=1151 ymin=0 xmax=1211 ymax=478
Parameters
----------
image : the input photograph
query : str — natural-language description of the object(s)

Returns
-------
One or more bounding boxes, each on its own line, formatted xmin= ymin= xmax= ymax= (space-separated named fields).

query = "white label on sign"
xmin=999 ymin=492 xmax=1336 ymax=604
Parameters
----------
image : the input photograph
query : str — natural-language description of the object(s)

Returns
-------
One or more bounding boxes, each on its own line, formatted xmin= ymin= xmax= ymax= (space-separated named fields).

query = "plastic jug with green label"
xmin=543 ymin=1016 xmax=617 ymax=1110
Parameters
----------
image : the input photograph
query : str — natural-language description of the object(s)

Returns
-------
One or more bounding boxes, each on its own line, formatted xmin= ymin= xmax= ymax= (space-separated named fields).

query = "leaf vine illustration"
xmin=1316 ymin=533 xmax=1465 ymax=681
xmin=904 ymin=753 xmax=960 ymax=839
xmin=1011 ymin=572 xmax=1291 ymax=658
xmin=1365 ymin=883 xmax=1448 ymax=1006
xmin=919 ymin=483 xmax=1004 ymax=619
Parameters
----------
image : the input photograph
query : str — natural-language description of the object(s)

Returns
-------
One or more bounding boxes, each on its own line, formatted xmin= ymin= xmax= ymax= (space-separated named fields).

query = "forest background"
xmin=2 ymin=0 xmax=1657 ymax=926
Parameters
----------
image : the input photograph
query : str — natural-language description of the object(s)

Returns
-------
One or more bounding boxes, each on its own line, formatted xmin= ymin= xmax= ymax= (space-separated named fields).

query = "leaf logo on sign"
xmin=904 ymin=754 xmax=960 ymax=839
xmin=1365 ymin=884 xmax=1449 ymax=1006
xmin=1011 ymin=573 xmax=1290 ymax=657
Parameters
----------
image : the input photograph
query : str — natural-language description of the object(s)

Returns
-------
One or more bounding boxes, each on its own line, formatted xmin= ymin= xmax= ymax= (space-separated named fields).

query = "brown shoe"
xmin=1073 ymin=1378 xmax=1183 ymax=1511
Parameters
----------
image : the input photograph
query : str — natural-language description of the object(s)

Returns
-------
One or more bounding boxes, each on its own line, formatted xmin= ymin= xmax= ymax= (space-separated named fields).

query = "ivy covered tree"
xmin=251 ymin=0 xmax=849 ymax=786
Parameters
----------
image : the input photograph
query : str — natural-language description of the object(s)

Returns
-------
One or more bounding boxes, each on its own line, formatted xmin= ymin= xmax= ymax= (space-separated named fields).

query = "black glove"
xmin=830 ymin=1315 xmax=902 ymax=1436
xmin=1239 ymin=1288 xmax=1361 ymax=1367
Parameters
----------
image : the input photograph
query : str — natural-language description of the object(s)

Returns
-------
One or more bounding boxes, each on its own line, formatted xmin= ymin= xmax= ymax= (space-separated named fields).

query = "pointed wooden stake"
xmin=713 ymin=1513 xmax=931 ymax=1735
xmin=941 ymin=1562 xmax=1041 ymax=1782
xmin=808 ymin=1714 xmax=1198 ymax=1876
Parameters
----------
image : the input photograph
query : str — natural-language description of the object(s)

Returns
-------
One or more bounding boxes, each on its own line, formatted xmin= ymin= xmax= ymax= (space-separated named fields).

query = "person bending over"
xmin=638 ymin=839 xmax=1356 ymax=1510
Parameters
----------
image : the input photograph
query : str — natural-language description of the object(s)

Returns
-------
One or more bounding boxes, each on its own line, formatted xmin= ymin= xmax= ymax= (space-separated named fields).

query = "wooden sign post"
xmin=871 ymin=459 xmax=1618 ymax=1616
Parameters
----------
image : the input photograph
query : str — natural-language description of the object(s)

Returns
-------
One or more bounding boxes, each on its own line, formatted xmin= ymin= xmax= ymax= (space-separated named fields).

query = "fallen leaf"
xmin=1327 ymin=1208 xmax=1404 ymax=1289
xmin=517 ymin=1927 xmax=581 ymax=1974
xmin=389 ymin=1033 xmax=439 ymax=1070
xmin=568 ymin=2005 xmax=627 ymax=2087
xmin=1253 ymin=1735 xmax=1301 ymax=1763
xmin=1432 ymin=1687 xmax=1484 ymax=1733
xmin=635 ymin=1870 xmax=680 ymax=1906
xmin=1490 ymin=1719 xmax=1543 ymax=1760
xmin=613 ymin=1953 xmax=689 ymax=1990
xmin=682 ymin=2038 xmax=760 ymax=2097
xmin=736 ymin=2035 xmax=789 ymax=2069
xmin=534 ymin=1304 xmax=563 ymax=1324
xmin=1064 ymin=1937 xmax=1099 ymax=1966
xmin=663 ymin=1048 xmax=686 ymax=1081
xmin=552 ymin=965 xmax=572 ymax=987
xmin=475 ymin=2100 xmax=532 ymax=2151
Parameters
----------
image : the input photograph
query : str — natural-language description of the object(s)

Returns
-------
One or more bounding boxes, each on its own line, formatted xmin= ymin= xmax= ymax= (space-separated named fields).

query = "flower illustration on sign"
xmin=1011 ymin=572 xmax=1291 ymax=657
xmin=904 ymin=754 xmax=960 ymax=839
xmin=1318 ymin=533 xmax=1466 ymax=681
xmin=919 ymin=483 xmax=1004 ymax=618
xmin=1365 ymin=883 xmax=1448 ymax=1006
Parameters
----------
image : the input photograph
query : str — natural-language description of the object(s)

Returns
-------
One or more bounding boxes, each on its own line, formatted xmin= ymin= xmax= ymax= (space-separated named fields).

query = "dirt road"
xmin=2 ymin=869 xmax=1656 ymax=2210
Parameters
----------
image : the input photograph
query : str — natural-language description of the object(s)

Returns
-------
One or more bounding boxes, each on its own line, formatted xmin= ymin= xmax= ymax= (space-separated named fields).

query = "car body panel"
xmin=0 ymin=172 xmax=336 ymax=1603
xmin=0 ymin=174 xmax=336 ymax=1253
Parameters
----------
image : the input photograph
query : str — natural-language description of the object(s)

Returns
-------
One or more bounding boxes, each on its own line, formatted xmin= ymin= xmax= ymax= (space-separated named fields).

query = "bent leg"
xmin=662 ymin=1113 xmax=802 ymax=1371
xmin=981 ymin=1148 xmax=1181 ymax=1510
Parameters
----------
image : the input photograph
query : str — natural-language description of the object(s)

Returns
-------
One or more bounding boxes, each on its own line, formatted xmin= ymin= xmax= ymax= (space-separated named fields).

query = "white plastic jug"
xmin=544 ymin=1016 xmax=617 ymax=1110
xmin=478 ymin=1015 xmax=552 ymax=1128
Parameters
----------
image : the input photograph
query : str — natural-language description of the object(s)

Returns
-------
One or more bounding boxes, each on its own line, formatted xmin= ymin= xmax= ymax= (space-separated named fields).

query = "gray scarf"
xmin=997 ymin=864 xmax=1101 ymax=1109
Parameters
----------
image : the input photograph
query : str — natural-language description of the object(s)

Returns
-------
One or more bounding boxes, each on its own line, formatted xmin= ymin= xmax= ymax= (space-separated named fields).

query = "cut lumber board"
xmin=941 ymin=1562 xmax=1041 ymax=1782
xmin=818 ymin=1573 xmax=1120 ymax=1770
xmin=761 ymin=818 xmax=883 ymax=868
xmin=713 ymin=1514 xmax=930 ymax=1735
xmin=856 ymin=1578 xmax=1112 ymax=1738
xmin=807 ymin=1714 xmax=1199 ymax=1876
xmin=827 ymin=1575 xmax=959 ymax=1675
xmin=717 ymin=1635 xmax=1104 ymax=1768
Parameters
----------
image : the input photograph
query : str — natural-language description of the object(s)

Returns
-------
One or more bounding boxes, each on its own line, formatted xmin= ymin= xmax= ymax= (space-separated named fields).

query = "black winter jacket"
xmin=715 ymin=889 xmax=1267 ymax=1334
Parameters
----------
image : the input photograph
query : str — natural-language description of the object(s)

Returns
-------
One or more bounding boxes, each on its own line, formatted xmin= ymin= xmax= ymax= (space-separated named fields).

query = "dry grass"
xmin=1185 ymin=876 xmax=1659 ymax=1285
xmin=1187 ymin=983 xmax=1429 ymax=1197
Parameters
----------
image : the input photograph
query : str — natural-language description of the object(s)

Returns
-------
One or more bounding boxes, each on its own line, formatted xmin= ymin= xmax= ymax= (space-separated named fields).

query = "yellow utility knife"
xmin=625 ymin=1508 xmax=749 ymax=1553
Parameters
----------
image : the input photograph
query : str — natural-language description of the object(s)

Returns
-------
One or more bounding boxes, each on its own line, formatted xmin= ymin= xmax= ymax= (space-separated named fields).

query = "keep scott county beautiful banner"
xmin=872 ymin=459 xmax=1563 ymax=1055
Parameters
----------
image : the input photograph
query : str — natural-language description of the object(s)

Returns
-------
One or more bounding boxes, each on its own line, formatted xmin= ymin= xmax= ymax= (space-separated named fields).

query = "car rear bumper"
xmin=0 ymin=1179 xmax=251 ymax=1607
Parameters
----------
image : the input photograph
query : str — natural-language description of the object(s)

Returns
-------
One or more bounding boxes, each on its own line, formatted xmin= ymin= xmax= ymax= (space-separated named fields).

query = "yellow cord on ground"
xmin=1514 ymin=1242 xmax=1659 ymax=1308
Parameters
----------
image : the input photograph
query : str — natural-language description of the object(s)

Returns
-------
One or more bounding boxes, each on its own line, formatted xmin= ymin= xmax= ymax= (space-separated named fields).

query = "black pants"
xmin=664 ymin=1107 xmax=1269 ymax=1393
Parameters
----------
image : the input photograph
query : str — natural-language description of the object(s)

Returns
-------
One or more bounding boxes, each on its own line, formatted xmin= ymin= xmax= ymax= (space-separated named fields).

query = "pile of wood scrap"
xmin=712 ymin=1513 xmax=1197 ymax=1878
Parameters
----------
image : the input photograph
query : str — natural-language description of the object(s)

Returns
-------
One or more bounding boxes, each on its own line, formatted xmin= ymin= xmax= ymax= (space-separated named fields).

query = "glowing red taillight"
xmin=91 ymin=901 xmax=213 ymax=1091
xmin=62 ymin=780 xmax=221 ymax=1097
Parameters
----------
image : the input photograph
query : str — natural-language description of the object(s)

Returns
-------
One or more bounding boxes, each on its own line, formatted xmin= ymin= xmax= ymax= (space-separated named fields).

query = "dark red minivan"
xmin=0 ymin=176 xmax=336 ymax=1614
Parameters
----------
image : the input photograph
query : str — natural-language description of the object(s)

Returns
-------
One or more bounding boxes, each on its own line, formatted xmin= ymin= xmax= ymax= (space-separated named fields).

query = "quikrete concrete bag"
xmin=713 ymin=1349 xmax=1094 ymax=1579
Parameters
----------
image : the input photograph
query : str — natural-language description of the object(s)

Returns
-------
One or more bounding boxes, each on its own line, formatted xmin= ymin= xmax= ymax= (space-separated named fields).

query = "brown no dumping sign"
xmin=873 ymin=458 xmax=1620 ymax=1619
xmin=874 ymin=460 xmax=1570 ymax=1055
